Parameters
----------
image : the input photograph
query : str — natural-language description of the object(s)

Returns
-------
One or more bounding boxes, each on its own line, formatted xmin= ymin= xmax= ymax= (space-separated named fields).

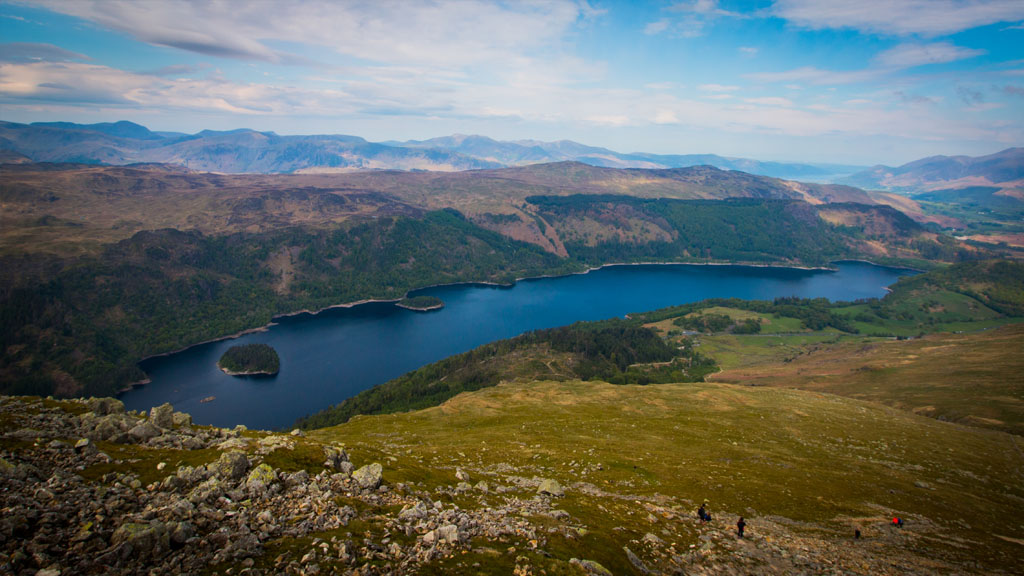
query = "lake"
xmin=124 ymin=261 xmax=915 ymax=430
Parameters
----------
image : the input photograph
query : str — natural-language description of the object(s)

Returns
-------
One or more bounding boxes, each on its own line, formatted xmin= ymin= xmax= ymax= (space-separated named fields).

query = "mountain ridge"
xmin=1 ymin=120 xmax=860 ymax=178
xmin=841 ymin=147 xmax=1024 ymax=193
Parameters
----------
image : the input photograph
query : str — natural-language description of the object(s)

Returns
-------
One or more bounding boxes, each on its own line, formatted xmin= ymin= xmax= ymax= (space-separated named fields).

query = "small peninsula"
xmin=397 ymin=295 xmax=445 ymax=311
xmin=217 ymin=343 xmax=280 ymax=376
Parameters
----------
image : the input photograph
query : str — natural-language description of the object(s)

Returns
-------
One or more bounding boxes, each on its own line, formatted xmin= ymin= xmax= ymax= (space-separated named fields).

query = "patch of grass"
xmin=80 ymin=443 xmax=222 ymax=485
xmin=712 ymin=323 xmax=1024 ymax=436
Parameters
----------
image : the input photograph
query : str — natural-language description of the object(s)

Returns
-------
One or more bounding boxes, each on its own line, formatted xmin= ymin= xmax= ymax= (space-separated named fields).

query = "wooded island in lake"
xmin=217 ymin=343 xmax=280 ymax=376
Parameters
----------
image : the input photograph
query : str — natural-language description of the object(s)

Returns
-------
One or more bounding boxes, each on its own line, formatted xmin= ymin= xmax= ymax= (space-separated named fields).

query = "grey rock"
xmin=111 ymin=521 xmax=170 ymax=560
xmin=623 ymin=546 xmax=650 ymax=574
xmin=211 ymin=451 xmax=250 ymax=481
xmin=149 ymin=403 xmax=175 ymax=429
xmin=323 ymin=446 xmax=350 ymax=471
xmin=570 ymin=558 xmax=614 ymax=576
xmin=436 ymin=523 xmax=460 ymax=544
xmin=172 ymin=412 xmax=192 ymax=428
xmin=246 ymin=463 xmax=278 ymax=495
xmin=399 ymin=501 xmax=429 ymax=520
xmin=537 ymin=478 xmax=564 ymax=497
xmin=74 ymin=438 xmax=98 ymax=456
xmin=170 ymin=521 xmax=195 ymax=546
xmin=455 ymin=468 xmax=470 ymax=482
xmin=352 ymin=462 xmax=383 ymax=490
xmin=88 ymin=397 xmax=125 ymax=415
xmin=285 ymin=470 xmax=310 ymax=488
xmin=128 ymin=422 xmax=161 ymax=442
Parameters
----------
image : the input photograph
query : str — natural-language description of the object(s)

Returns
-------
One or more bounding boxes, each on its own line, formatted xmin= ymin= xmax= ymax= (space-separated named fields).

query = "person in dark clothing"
xmin=697 ymin=504 xmax=707 ymax=523
xmin=855 ymin=528 xmax=861 ymax=539
xmin=737 ymin=517 xmax=746 ymax=538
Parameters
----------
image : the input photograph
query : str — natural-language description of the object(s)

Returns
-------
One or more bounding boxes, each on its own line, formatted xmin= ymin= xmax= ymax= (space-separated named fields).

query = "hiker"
xmin=737 ymin=517 xmax=746 ymax=538
xmin=697 ymin=504 xmax=707 ymax=523
xmin=892 ymin=517 xmax=903 ymax=529
xmin=855 ymin=528 xmax=861 ymax=539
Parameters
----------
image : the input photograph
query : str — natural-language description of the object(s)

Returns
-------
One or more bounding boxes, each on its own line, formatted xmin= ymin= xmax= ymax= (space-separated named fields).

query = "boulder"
xmin=210 ymin=451 xmax=250 ymax=482
xmin=570 ymin=558 xmax=613 ymax=576
xmin=455 ymin=468 xmax=470 ymax=482
xmin=538 ymin=478 xmax=564 ymax=497
xmin=172 ymin=412 xmax=193 ymax=428
xmin=436 ymin=524 xmax=460 ymax=544
xmin=245 ymin=463 xmax=277 ymax=495
xmin=285 ymin=469 xmax=310 ymax=488
xmin=128 ymin=422 xmax=161 ymax=443
xmin=111 ymin=521 xmax=170 ymax=561
xmin=323 ymin=445 xmax=350 ymax=472
xmin=352 ymin=462 xmax=383 ymax=490
xmin=399 ymin=501 xmax=429 ymax=520
xmin=148 ymin=403 xmax=175 ymax=429
xmin=74 ymin=438 xmax=98 ymax=456
xmin=88 ymin=397 xmax=125 ymax=416
xmin=90 ymin=414 xmax=130 ymax=441
xmin=170 ymin=521 xmax=195 ymax=546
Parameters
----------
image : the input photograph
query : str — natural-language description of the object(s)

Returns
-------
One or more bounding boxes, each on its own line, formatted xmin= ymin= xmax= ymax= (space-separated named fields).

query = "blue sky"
xmin=1 ymin=0 xmax=1022 ymax=165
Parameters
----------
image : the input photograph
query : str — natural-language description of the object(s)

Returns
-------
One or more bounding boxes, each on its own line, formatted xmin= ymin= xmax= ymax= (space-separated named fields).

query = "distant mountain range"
xmin=841 ymin=147 xmax=1024 ymax=194
xmin=0 ymin=120 xmax=861 ymax=180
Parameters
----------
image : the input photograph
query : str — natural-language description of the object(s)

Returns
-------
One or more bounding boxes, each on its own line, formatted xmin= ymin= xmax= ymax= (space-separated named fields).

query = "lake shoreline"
xmin=127 ymin=258 xmax=903 ymax=393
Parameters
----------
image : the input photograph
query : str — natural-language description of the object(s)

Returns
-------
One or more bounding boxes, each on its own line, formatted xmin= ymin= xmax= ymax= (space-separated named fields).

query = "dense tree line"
xmin=528 ymin=196 xmax=852 ymax=266
xmin=218 ymin=343 xmax=280 ymax=374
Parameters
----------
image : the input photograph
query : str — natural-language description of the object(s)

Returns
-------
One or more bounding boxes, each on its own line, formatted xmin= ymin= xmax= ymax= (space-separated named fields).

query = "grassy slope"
xmin=316 ymin=379 xmax=1024 ymax=574
xmin=710 ymin=324 xmax=1024 ymax=436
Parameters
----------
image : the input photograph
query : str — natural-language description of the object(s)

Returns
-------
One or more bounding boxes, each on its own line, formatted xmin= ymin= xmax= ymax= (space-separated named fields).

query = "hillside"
xmin=3 ymin=377 xmax=1022 ymax=575
xmin=0 ymin=162 xmax=944 ymax=259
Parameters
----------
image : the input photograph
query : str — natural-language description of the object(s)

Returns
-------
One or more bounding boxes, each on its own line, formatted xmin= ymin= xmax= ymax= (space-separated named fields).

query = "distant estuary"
xmin=124 ymin=261 xmax=915 ymax=429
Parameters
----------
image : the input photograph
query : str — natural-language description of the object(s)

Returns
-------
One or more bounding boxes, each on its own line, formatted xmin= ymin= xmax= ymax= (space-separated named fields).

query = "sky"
xmin=1 ymin=0 xmax=1023 ymax=165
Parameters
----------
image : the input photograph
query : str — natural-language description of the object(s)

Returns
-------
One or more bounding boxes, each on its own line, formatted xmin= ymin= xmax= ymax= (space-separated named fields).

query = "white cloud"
xmin=0 ymin=43 xmax=90 ymax=63
xmin=654 ymin=110 xmax=679 ymax=124
xmin=645 ymin=0 xmax=745 ymax=38
xmin=772 ymin=0 xmax=1024 ymax=36
xmin=744 ymin=97 xmax=794 ymax=106
xmin=644 ymin=19 xmax=670 ymax=35
xmin=698 ymin=83 xmax=739 ymax=92
xmin=746 ymin=66 xmax=880 ymax=85
xmin=738 ymin=46 xmax=759 ymax=56
xmin=875 ymin=42 xmax=985 ymax=68
xmin=31 ymin=0 xmax=593 ymax=74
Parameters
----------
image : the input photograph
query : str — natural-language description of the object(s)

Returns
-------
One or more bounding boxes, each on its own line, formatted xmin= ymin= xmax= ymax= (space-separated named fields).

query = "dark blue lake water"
xmin=123 ymin=261 xmax=915 ymax=430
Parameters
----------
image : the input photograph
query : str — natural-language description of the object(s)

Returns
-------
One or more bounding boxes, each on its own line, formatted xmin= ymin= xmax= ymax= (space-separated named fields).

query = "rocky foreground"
xmin=0 ymin=394 xmax=1014 ymax=575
